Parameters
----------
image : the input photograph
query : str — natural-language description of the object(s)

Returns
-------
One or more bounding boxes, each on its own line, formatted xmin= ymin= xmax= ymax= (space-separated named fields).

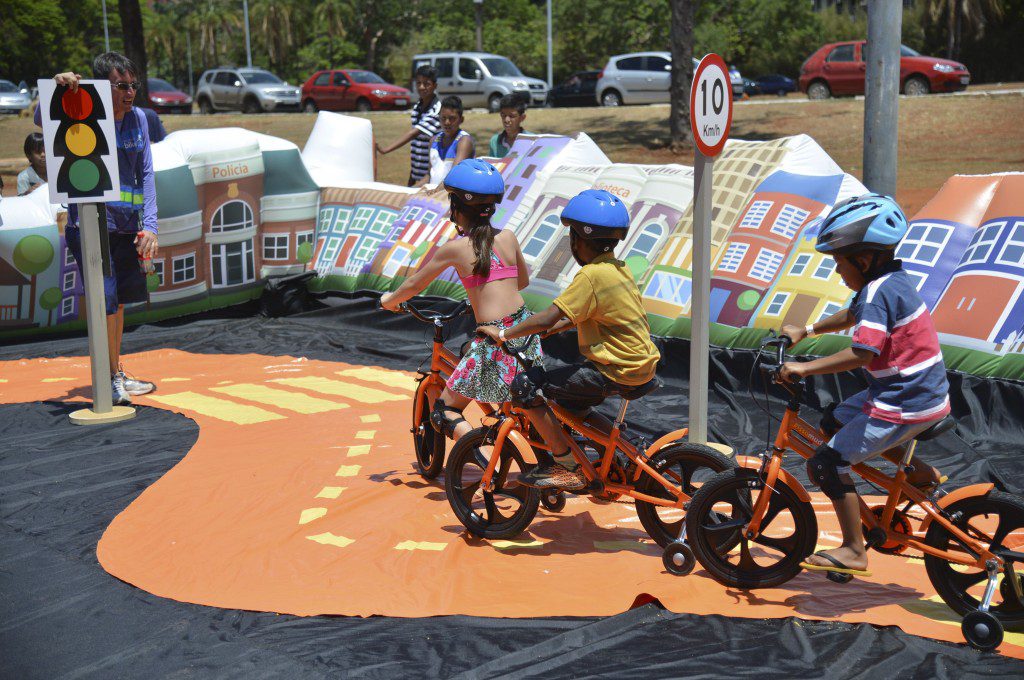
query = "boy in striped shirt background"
xmin=376 ymin=65 xmax=442 ymax=186
xmin=780 ymin=194 xmax=949 ymax=578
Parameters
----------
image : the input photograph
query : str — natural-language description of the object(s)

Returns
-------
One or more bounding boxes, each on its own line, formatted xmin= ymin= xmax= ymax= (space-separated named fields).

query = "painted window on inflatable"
xmin=318 ymin=207 xmax=334 ymax=233
xmin=62 ymin=271 xmax=76 ymax=291
xmin=897 ymin=223 xmax=953 ymax=266
xmin=153 ymin=260 xmax=165 ymax=287
xmin=383 ymin=247 xmax=411 ymax=278
xmin=371 ymin=212 xmax=392 ymax=236
xmin=645 ymin=271 xmax=692 ymax=307
xmin=964 ymin=222 xmax=1002 ymax=264
xmin=353 ymin=236 xmax=381 ymax=263
xmin=996 ymin=221 xmax=1024 ymax=266
xmin=351 ymin=207 xmax=374 ymax=231
xmin=212 ymin=241 xmax=255 ymax=287
xmin=523 ymin=213 xmax=560 ymax=260
xmin=750 ymin=248 xmax=784 ymax=282
xmin=212 ymin=200 xmax=254 ymax=233
xmin=173 ymin=254 xmax=196 ymax=284
xmin=817 ymin=301 xmax=844 ymax=322
xmin=771 ymin=204 xmax=808 ymax=239
xmin=318 ymin=237 xmax=343 ymax=276
xmin=296 ymin=231 xmax=314 ymax=248
xmin=61 ymin=297 xmax=74 ymax=317
xmin=625 ymin=221 xmax=665 ymax=261
xmin=789 ymin=253 xmax=812 ymax=276
xmin=64 ymin=249 xmax=74 ymax=266
xmin=812 ymin=257 xmax=836 ymax=280
xmin=906 ymin=269 xmax=927 ymax=290
xmin=740 ymin=201 xmax=771 ymax=229
xmin=719 ymin=243 xmax=748 ymax=273
xmin=764 ymin=292 xmax=789 ymax=316
xmin=263 ymin=235 xmax=289 ymax=260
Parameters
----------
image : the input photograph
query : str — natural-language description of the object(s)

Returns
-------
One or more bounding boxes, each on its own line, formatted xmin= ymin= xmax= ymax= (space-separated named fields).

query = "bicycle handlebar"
xmin=758 ymin=331 xmax=799 ymax=386
xmin=399 ymin=299 xmax=471 ymax=325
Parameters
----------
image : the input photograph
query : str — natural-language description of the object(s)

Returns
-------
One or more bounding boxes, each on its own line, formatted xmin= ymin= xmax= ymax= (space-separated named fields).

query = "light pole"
xmin=863 ymin=0 xmax=902 ymax=196
xmin=474 ymin=0 xmax=483 ymax=52
xmin=546 ymin=0 xmax=553 ymax=88
xmin=101 ymin=0 xmax=110 ymax=52
xmin=242 ymin=0 xmax=253 ymax=68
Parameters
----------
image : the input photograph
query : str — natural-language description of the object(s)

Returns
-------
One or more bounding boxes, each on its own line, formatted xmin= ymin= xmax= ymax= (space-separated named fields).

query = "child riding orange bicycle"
xmin=776 ymin=194 xmax=948 ymax=578
xmin=477 ymin=189 xmax=662 ymax=491
xmin=381 ymin=159 xmax=541 ymax=449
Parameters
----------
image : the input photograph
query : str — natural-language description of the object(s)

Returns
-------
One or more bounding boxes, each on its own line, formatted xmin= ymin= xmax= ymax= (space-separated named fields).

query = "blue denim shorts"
xmin=65 ymin=228 xmax=149 ymax=315
xmin=828 ymin=390 xmax=940 ymax=473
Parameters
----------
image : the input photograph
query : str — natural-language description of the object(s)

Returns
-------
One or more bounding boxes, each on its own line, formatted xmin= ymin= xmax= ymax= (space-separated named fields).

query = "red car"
xmin=147 ymin=77 xmax=192 ymax=114
xmin=799 ymin=41 xmax=970 ymax=99
xmin=301 ymin=69 xmax=412 ymax=113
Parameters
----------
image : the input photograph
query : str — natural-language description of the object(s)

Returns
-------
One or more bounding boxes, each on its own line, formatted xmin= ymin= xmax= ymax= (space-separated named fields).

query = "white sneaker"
xmin=111 ymin=373 xmax=132 ymax=406
xmin=119 ymin=372 xmax=155 ymax=396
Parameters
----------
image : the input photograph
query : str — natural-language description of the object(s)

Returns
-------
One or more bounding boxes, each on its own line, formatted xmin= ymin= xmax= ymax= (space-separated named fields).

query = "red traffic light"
xmin=61 ymin=87 xmax=94 ymax=120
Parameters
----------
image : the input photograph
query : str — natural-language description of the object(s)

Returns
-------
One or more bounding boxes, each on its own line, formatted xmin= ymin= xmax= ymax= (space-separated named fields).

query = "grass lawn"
xmin=2 ymin=91 xmax=1022 ymax=216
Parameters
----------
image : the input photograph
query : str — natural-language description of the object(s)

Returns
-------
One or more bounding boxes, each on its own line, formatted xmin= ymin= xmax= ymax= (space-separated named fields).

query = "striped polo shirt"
xmin=849 ymin=261 xmax=950 ymax=424
xmin=409 ymin=96 xmax=442 ymax=182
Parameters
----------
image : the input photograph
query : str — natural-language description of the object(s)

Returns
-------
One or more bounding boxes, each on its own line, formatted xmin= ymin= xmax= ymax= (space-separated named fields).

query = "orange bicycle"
xmin=443 ymin=340 xmax=736 ymax=549
xmin=684 ymin=332 xmax=1024 ymax=651
xmin=404 ymin=299 xmax=498 ymax=479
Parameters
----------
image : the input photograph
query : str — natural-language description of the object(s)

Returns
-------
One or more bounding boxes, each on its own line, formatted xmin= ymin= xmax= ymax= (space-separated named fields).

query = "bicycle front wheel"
xmin=445 ymin=427 xmax=540 ymax=539
xmin=412 ymin=378 xmax=445 ymax=479
xmin=686 ymin=467 xmax=818 ymax=588
xmin=924 ymin=490 xmax=1024 ymax=623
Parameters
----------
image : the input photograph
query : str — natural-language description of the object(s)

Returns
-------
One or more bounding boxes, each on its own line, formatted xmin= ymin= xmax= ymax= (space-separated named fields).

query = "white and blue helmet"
xmin=815 ymin=193 xmax=909 ymax=255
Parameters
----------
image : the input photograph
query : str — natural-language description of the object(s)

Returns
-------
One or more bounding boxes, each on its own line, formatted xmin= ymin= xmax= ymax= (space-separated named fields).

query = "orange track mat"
xmin=2 ymin=349 xmax=1021 ymax=657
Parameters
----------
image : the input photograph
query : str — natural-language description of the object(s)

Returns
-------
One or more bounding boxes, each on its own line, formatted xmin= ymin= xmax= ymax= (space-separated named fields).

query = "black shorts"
xmin=542 ymin=361 xmax=648 ymax=413
xmin=65 ymin=228 xmax=149 ymax=315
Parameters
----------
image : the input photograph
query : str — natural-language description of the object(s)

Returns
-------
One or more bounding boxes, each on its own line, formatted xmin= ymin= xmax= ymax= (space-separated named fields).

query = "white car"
xmin=0 ymin=80 xmax=32 ymax=114
xmin=595 ymin=52 xmax=703 ymax=106
xmin=729 ymin=66 xmax=745 ymax=97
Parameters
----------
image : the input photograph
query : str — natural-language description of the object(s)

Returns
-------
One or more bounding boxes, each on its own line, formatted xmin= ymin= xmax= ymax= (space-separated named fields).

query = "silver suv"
xmin=412 ymin=52 xmax=548 ymax=112
xmin=596 ymin=52 xmax=703 ymax=106
xmin=195 ymin=68 xmax=301 ymax=114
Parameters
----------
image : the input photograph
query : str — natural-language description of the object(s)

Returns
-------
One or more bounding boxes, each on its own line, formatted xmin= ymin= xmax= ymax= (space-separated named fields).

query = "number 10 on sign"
xmin=687 ymin=54 xmax=733 ymax=445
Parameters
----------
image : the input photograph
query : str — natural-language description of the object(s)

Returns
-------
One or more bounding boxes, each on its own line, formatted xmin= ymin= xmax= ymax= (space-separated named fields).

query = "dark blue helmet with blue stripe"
xmin=815 ymin=193 xmax=909 ymax=255
xmin=561 ymin=189 xmax=631 ymax=241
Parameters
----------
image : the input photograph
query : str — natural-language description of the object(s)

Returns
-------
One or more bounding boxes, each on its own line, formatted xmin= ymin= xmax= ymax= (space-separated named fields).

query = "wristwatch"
xmin=805 ymin=323 xmax=816 ymax=338
xmin=498 ymin=329 xmax=506 ymax=343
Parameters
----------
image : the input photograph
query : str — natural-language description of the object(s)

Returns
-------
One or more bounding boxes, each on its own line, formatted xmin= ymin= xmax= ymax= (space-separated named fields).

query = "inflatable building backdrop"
xmin=0 ymin=112 xmax=1020 ymax=380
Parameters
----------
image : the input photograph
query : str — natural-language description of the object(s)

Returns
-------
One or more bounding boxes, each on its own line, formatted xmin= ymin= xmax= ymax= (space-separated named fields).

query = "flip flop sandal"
xmin=800 ymin=551 xmax=872 ymax=577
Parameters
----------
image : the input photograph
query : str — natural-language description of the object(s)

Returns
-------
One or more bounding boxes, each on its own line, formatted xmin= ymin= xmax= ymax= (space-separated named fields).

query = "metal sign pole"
xmin=689 ymin=153 xmax=713 ymax=444
xmin=70 ymin=204 xmax=135 ymax=424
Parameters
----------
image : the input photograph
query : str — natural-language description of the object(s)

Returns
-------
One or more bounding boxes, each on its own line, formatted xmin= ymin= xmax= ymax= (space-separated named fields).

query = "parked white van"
xmin=412 ymin=52 xmax=548 ymax=112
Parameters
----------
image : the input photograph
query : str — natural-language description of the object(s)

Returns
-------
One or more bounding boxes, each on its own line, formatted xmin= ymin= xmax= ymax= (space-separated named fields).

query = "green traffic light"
xmin=68 ymin=158 xmax=101 ymax=192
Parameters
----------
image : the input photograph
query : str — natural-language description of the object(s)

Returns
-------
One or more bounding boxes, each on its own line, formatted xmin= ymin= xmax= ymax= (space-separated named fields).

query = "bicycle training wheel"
xmin=412 ymin=380 xmax=445 ymax=479
xmin=924 ymin=490 xmax=1024 ymax=624
xmin=634 ymin=443 xmax=737 ymax=548
xmin=445 ymin=426 xmax=540 ymax=539
xmin=686 ymin=467 xmax=818 ymax=588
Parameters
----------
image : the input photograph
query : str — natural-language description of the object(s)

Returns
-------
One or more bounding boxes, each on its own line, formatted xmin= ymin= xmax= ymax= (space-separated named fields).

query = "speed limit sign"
xmin=689 ymin=54 xmax=733 ymax=157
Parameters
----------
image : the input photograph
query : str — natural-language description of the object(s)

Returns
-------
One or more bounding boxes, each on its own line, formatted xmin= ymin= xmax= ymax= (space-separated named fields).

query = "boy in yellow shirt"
xmin=477 ymin=189 xmax=660 ymax=489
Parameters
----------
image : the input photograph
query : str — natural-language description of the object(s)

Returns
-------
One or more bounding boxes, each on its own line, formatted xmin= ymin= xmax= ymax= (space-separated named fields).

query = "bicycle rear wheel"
xmin=413 ymin=379 xmax=445 ymax=479
xmin=924 ymin=490 xmax=1024 ymax=624
xmin=445 ymin=427 xmax=540 ymax=539
xmin=634 ymin=443 xmax=737 ymax=547
xmin=686 ymin=468 xmax=818 ymax=588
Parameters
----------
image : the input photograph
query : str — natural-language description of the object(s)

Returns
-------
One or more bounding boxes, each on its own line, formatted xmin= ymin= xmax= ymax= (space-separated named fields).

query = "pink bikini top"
xmin=459 ymin=249 xmax=519 ymax=289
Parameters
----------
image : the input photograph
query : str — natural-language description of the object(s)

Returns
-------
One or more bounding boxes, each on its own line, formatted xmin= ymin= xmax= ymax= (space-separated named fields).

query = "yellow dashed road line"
xmin=338 ymin=367 xmax=416 ymax=391
xmin=298 ymin=508 xmax=327 ymax=525
xmin=346 ymin=445 xmax=371 ymax=457
xmin=211 ymin=383 xmax=349 ymax=414
xmin=360 ymin=414 xmax=381 ymax=423
xmin=593 ymin=540 xmax=656 ymax=553
xmin=354 ymin=430 xmax=375 ymax=440
xmin=306 ymin=533 xmax=354 ymax=548
xmin=336 ymin=465 xmax=361 ymax=477
xmin=42 ymin=377 xmax=76 ymax=382
xmin=315 ymin=486 xmax=346 ymax=499
xmin=148 ymin=392 xmax=286 ymax=425
xmin=395 ymin=541 xmax=448 ymax=551
xmin=162 ymin=377 xmax=191 ymax=382
xmin=491 ymin=539 xmax=545 ymax=550
xmin=271 ymin=377 xmax=407 ymax=404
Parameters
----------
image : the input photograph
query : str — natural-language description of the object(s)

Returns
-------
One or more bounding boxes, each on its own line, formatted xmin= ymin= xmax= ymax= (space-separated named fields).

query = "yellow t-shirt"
xmin=552 ymin=253 xmax=660 ymax=386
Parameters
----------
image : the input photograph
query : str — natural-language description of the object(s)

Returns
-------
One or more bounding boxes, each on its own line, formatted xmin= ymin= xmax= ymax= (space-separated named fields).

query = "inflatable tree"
xmin=12 ymin=235 xmax=54 ymax=323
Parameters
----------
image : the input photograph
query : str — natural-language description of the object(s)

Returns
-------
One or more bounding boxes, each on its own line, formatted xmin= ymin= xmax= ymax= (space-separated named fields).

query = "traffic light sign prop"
xmin=37 ymin=79 xmax=120 ymax=205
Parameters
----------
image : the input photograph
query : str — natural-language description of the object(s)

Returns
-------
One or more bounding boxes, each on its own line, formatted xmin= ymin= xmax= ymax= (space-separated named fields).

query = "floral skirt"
xmin=446 ymin=305 xmax=543 ymax=404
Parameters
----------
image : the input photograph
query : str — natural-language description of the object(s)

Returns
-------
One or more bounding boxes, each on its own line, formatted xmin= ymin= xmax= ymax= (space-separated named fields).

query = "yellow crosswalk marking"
xmin=271 ymin=377 xmax=406 ymax=404
xmin=360 ymin=414 xmax=381 ymax=423
xmin=162 ymin=377 xmax=191 ymax=382
xmin=491 ymin=539 xmax=545 ymax=550
xmin=355 ymin=430 xmax=375 ymax=440
xmin=306 ymin=532 xmax=354 ymax=548
xmin=593 ymin=540 xmax=656 ymax=553
xmin=315 ymin=486 xmax=346 ymax=499
xmin=346 ymin=445 xmax=370 ymax=457
xmin=211 ymin=383 xmax=348 ymax=414
xmin=338 ymin=367 xmax=416 ymax=391
xmin=299 ymin=508 xmax=327 ymax=524
xmin=395 ymin=540 xmax=447 ymax=551
xmin=336 ymin=464 xmax=361 ymax=477
xmin=148 ymin=392 xmax=285 ymax=425
xmin=42 ymin=377 xmax=76 ymax=382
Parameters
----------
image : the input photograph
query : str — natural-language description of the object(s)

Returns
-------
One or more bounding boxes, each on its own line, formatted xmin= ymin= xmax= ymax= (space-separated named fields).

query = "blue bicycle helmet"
xmin=815 ymin=193 xmax=909 ymax=255
xmin=561 ymin=189 xmax=631 ymax=241
xmin=443 ymin=158 xmax=505 ymax=206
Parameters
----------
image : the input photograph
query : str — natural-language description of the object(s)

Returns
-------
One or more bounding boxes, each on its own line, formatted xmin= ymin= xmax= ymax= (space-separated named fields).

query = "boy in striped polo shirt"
xmin=376 ymin=65 xmax=442 ymax=186
xmin=780 ymin=194 xmax=949 ymax=578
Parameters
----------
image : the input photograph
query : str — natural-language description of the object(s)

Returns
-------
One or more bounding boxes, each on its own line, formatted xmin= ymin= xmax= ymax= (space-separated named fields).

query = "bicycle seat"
xmin=914 ymin=415 xmax=957 ymax=442
xmin=620 ymin=377 xmax=662 ymax=401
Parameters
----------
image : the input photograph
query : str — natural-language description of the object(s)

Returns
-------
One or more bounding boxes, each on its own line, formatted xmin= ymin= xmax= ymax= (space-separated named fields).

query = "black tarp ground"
xmin=2 ymin=297 xmax=1024 ymax=678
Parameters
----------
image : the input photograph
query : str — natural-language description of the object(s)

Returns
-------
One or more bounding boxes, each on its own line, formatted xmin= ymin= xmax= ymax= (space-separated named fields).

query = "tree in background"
xmin=12 ymin=235 xmax=55 ymax=324
xmin=668 ymin=0 xmax=695 ymax=152
xmin=39 ymin=287 xmax=62 ymax=327
xmin=925 ymin=0 xmax=1003 ymax=61
xmin=119 ymin=0 xmax=150 ymax=105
